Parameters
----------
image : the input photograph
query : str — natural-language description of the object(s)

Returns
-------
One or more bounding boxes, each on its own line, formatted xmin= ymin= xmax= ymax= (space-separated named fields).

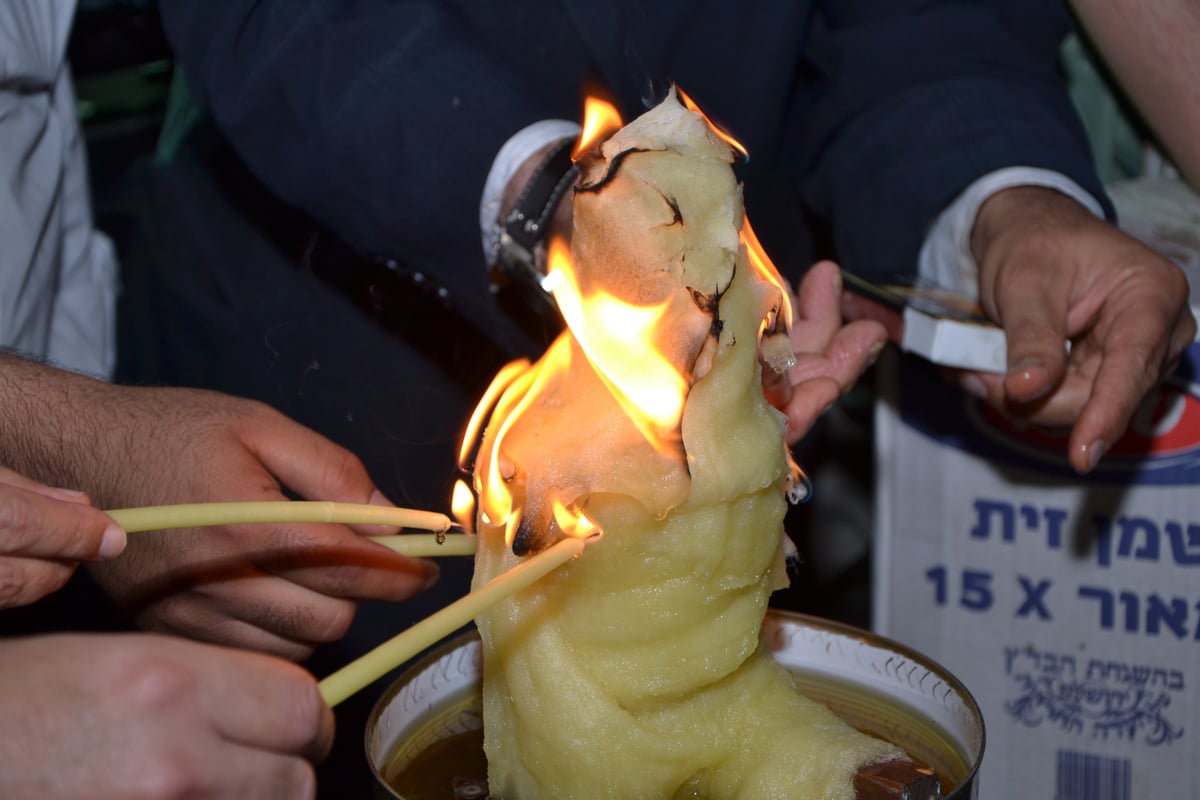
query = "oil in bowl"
xmin=366 ymin=611 xmax=984 ymax=799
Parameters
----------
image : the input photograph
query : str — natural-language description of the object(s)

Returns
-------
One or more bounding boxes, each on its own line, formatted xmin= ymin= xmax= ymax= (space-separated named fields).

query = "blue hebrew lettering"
xmin=1005 ymin=646 xmax=1185 ymax=746
xmin=1117 ymin=516 xmax=1160 ymax=562
xmin=971 ymin=499 xmax=1014 ymax=542
xmin=1145 ymin=595 xmax=1189 ymax=639
xmin=1165 ymin=522 xmax=1200 ymax=566
xmin=1079 ymin=586 xmax=1115 ymax=628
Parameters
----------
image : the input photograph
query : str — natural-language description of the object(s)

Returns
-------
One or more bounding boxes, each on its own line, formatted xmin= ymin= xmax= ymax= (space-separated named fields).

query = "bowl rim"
xmin=363 ymin=608 xmax=986 ymax=797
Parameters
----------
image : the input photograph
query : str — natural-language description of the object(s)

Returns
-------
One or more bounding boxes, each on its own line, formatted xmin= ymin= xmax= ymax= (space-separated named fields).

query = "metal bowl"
xmin=365 ymin=609 xmax=984 ymax=799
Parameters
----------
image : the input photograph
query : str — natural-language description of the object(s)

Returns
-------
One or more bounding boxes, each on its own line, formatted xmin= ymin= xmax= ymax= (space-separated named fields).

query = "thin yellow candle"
xmin=107 ymin=501 xmax=453 ymax=534
xmin=319 ymin=535 xmax=588 ymax=707
xmin=367 ymin=533 xmax=477 ymax=558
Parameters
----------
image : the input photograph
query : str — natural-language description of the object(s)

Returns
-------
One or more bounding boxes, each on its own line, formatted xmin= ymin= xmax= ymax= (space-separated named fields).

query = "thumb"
xmin=0 ymin=486 xmax=126 ymax=561
xmin=989 ymin=271 xmax=1071 ymax=404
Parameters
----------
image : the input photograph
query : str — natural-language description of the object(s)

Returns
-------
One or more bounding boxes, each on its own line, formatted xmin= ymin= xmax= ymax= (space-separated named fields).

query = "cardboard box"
xmin=872 ymin=178 xmax=1200 ymax=799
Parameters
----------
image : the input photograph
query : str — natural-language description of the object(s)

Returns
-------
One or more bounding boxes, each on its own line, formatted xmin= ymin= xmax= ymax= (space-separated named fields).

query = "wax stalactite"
xmin=462 ymin=87 xmax=922 ymax=799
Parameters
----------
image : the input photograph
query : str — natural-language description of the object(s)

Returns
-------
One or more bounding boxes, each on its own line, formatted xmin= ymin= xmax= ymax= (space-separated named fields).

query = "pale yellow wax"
xmin=107 ymin=501 xmax=453 ymax=534
xmin=318 ymin=536 xmax=586 ymax=707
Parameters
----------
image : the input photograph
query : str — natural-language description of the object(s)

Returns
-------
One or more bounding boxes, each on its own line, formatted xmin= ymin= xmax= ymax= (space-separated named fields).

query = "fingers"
xmin=0 ymin=557 xmax=77 ymax=609
xmin=989 ymin=268 xmax=1072 ymax=404
xmin=1066 ymin=305 xmax=1197 ymax=474
xmin=137 ymin=571 xmax=357 ymax=660
xmin=203 ymin=648 xmax=335 ymax=762
xmin=0 ymin=466 xmax=93 ymax=506
xmin=242 ymin=410 xmax=377 ymax=504
xmin=775 ymin=261 xmax=887 ymax=444
xmin=781 ymin=377 xmax=840 ymax=445
xmin=0 ymin=484 xmax=126 ymax=562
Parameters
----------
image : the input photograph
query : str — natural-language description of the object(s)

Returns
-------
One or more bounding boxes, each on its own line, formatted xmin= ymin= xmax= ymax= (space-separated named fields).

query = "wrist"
xmin=490 ymin=136 xmax=578 ymax=323
xmin=970 ymin=185 xmax=1092 ymax=264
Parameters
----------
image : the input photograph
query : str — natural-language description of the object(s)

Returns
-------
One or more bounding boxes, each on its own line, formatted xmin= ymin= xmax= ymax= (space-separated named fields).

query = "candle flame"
xmin=552 ymin=500 xmax=599 ymax=539
xmin=457 ymin=86 xmax=785 ymax=555
xmin=677 ymin=86 xmax=748 ymax=161
xmin=545 ymin=237 xmax=686 ymax=452
xmin=451 ymin=478 xmax=477 ymax=534
xmin=740 ymin=218 xmax=794 ymax=331
xmin=573 ymin=95 xmax=624 ymax=160
xmin=458 ymin=358 xmax=530 ymax=468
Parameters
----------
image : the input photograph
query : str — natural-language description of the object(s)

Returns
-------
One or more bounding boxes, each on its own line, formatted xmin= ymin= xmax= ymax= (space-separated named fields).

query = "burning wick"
xmin=107 ymin=501 xmax=476 ymax=558
xmin=318 ymin=534 xmax=594 ymax=707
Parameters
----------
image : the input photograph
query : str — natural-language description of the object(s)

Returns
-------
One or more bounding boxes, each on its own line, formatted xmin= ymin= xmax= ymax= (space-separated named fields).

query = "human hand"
xmin=966 ymin=185 xmax=1196 ymax=473
xmin=0 ymin=633 xmax=333 ymax=799
xmin=71 ymin=385 xmax=438 ymax=661
xmin=0 ymin=466 xmax=125 ymax=609
xmin=764 ymin=260 xmax=888 ymax=444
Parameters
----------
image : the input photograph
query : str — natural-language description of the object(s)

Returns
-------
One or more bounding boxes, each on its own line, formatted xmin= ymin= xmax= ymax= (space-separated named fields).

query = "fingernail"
xmin=867 ymin=339 xmax=885 ymax=367
xmin=961 ymin=374 xmax=988 ymax=399
xmin=98 ymin=524 xmax=127 ymax=559
xmin=1084 ymin=439 xmax=1107 ymax=473
xmin=46 ymin=486 xmax=89 ymax=504
xmin=368 ymin=489 xmax=395 ymax=508
xmin=420 ymin=560 xmax=441 ymax=590
xmin=1007 ymin=357 xmax=1044 ymax=381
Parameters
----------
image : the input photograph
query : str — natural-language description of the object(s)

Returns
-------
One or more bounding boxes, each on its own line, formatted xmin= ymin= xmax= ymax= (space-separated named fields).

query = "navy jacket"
xmin=156 ymin=1 xmax=1105 ymax=333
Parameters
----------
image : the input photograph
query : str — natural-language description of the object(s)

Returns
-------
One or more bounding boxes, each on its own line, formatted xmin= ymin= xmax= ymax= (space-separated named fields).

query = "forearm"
xmin=1071 ymin=0 xmax=1200 ymax=188
xmin=0 ymin=351 xmax=134 ymax=504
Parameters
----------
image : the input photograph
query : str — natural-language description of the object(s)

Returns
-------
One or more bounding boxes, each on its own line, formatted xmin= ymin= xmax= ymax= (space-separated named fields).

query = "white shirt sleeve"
xmin=479 ymin=119 xmax=581 ymax=265
xmin=917 ymin=167 xmax=1107 ymax=299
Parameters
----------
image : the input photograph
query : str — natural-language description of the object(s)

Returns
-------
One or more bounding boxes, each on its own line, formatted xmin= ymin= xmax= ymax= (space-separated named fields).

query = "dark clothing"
xmin=111 ymin=3 xmax=1105 ymax=795
xmin=153 ymin=0 xmax=1105 ymax=292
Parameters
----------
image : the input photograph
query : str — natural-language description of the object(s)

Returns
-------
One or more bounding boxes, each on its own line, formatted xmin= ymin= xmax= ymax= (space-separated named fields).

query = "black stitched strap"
xmin=501 ymin=137 xmax=579 ymax=252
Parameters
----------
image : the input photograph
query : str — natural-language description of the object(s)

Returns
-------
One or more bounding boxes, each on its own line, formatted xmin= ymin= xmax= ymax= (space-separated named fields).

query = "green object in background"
xmin=154 ymin=67 xmax=204 ymax=165
xmin=75 ymin=57 xmax=171 ymax=123
xmin=1060 ymin=33 xmax=1156 ymax=184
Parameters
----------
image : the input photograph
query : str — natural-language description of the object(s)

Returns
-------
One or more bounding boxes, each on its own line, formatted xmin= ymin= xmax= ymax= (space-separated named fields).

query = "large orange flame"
xmin=544 ymin=237 xmax=686 ymax=450
xmin=457 ymin=89 xmax=792 ymax=551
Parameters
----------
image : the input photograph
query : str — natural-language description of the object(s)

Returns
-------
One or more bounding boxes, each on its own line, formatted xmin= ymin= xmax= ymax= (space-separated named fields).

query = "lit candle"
xmin=318 ymin=535 xmax=587 ymax=707
xmin=107 ymin=501 xmax=454 ymax=534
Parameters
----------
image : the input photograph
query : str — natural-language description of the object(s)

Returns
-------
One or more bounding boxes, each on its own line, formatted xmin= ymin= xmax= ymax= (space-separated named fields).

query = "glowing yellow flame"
xmin=573 ymin=95 xmax=623 ymax=160
xmin=552 ymin=501 xmax=599 ymax=540
xmin=476 ymin=338 xmax=575 ymax=547
xmin=458 ymin=358 xmax=530 ymax=468
xmin=740 ymin=218 xmax=794 ymax=331
xmin=546 ymin=237 xmax=686 ymax=451
xmin=677 ymin=86 xmax=748 ymax=161
xmin=451 ymin=478 xmax=477 ymax=533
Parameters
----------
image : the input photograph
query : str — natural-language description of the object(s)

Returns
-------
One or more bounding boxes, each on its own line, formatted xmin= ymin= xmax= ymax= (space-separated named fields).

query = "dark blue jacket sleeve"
xmin=154 ymin=1 xmax=588 ymax=330
xmin=797 ymin=0 xmax=1111 ymax=278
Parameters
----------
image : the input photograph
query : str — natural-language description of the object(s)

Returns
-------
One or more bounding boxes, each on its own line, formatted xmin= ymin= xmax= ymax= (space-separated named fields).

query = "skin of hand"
xmin=1070 ymin=0 xmax=1200 ymax=189
xmin=0 ymin=466 xmax=126 ymax=609
xmin=763 ymin=260 xmax=889 ymax=445
xmin=0 ymin=354 xmax=438 ymax=661
xmin=0 ymin=633 xmax=333 ymax=799
xmin=965 ymin=185 xmax=1197 ymax=474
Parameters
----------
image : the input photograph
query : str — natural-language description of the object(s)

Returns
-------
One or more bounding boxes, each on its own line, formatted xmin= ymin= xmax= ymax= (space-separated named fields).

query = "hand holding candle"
xmin=0 ymin=355 xmax=445 ymax=662
xmin=0 ymin=466 xmax=126 ymax=609
xmin=107 ymin=501 xmax=477 ymax=558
